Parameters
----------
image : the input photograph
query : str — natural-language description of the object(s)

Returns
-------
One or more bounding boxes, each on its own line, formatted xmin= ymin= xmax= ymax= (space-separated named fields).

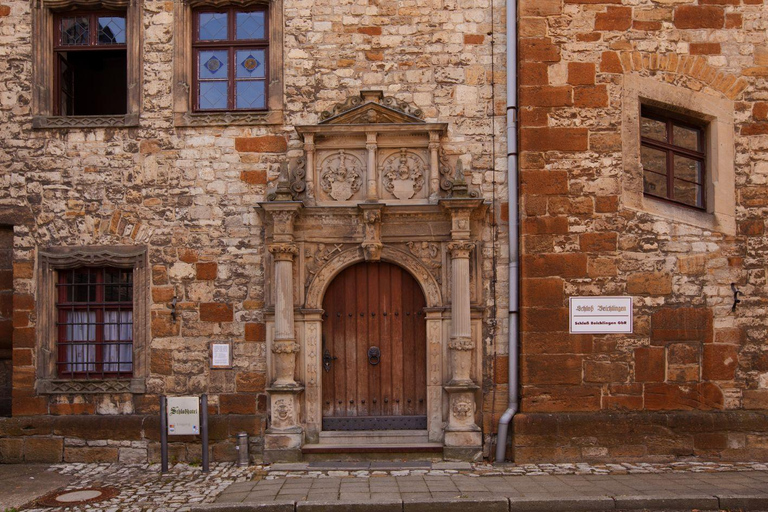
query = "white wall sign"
xmin=569 ymin=296 xmax=633 ymax=334
xmin=167 ymin=397 xmax=200 ymax=436
xmin=211 ymin=341 xmax=232 ymax=368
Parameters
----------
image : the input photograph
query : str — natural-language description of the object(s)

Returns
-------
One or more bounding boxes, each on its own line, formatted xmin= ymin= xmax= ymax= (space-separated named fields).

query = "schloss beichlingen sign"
xmin=167 ymin=397 xmax=200 ymax=435
xmin=569 ymin=296 xmax=633 ymax=334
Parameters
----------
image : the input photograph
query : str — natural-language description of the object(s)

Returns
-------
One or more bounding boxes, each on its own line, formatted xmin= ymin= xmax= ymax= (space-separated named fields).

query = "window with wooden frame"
xmin=640 ymin=108 xmax=706 ymax=210
xmin=56 ymin=267 xmax=133 ymax=378
xmin=54 ymin=11 xmax=128 ymax=116
xmin=193 ymin=6 xmax=268 ymax=111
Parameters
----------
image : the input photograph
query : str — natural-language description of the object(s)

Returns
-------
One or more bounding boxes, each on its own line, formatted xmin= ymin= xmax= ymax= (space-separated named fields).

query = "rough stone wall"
xmin=0 ymin=0 xmax=509 ymax=462
xmin=515 ymin=0 xmax=768 ymax=461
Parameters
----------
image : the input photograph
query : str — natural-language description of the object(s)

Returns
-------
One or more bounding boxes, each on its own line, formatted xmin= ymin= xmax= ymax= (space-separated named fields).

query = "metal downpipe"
xmin=495 ymin=0 xmax=519 ymax=463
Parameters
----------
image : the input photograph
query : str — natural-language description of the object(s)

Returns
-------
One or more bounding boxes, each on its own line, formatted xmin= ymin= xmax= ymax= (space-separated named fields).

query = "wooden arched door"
xmin=321 ymin=262 xmax=427 ymax=430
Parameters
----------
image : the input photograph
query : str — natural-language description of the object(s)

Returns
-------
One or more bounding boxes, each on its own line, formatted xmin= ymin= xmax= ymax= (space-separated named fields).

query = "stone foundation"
xmin=512 ymin=412 xmax=768 ymax=463
xmin=0 ymin=415 xmax=266 ymax=464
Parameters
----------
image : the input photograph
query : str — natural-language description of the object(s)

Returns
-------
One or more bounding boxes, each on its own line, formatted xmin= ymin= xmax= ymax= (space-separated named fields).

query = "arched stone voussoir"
xmin=305 ymin=245 xmax=443 ymax=310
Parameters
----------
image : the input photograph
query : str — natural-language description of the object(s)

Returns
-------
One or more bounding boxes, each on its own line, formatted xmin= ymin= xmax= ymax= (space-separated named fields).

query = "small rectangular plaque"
xmin=569 ymin=296 xmax=633 ymax=334
xmin=210 ymin=341 xmax=232 ymax=369
xmin=167 ymin=396 xmax=200 ymax=436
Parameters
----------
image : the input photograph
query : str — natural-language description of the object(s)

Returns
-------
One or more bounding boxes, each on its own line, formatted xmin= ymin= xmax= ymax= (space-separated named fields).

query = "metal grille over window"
xmin=193 ymin=8 xmax=268 ymax=111
xmin=640 ymin=108 xmax=706 ymax=209
xmin=56 ymin=268 xmax=133 ymax=378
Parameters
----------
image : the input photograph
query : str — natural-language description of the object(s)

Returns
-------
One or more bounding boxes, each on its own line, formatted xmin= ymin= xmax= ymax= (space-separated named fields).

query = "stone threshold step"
xmin=301 ymin=443 xmax=443 ymax=454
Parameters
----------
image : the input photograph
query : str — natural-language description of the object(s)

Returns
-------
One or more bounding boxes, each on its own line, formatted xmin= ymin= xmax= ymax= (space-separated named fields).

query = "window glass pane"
xmin=198 ymin=12 xmax=228 ymax=40
xmin=641 ymin=116 xmax=667 ymax=142
xmin=236 ymin=80 xmax=266 ymax=109
xmin=199 ymin=50 xmax=229 ymax=80
xmin=61 ymin=17 xmax=90 ymax=45
xmin=236 ymin=11 xmax=265 ymax=39
xmin=641 ymin=145 xmax=667 ymax=175
xmin=673 ymin=124 xmax=701 ymax=151
xmin=98 ymin=16 xmax=126 ymax=44
xmin=644 ymin=171 xmax=667 ymax=198
xmin=674 ymin=179 xmax=703 ymax=207
xmin=236 ymin=49 xmax=266 ymax=79
xmin=199 ymin=81 xmax=229 ymax=109
xmin=673 ymin=155 xmax=703 ymax=184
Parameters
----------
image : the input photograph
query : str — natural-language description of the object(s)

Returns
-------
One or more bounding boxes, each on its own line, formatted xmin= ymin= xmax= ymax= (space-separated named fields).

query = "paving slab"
xmin=0 ymin=464 xmax=73 ymax=509
xmin=612 ymin=495 xmax=720 ymax=510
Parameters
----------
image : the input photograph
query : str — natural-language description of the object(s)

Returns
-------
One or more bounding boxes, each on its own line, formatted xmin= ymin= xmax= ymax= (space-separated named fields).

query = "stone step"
xmin=301 ymin=442 xmax=444 ymax=462
xmin=318 ymin=430 xmax=430 ymax=445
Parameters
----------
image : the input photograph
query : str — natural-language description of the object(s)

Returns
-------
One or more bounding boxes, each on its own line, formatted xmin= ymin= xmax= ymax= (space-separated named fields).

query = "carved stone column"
xmin=260 ymin=202 xmax=304 ymax=463
xmin=429 ymin=131 xmax=441 ymax=199
xmin=303 ymin=133 xmax=316 ymax=202
xmin=366 ymin=131 xmax=378 ymax=201
xmin=440 ymin=197 xmax=484 ymax=461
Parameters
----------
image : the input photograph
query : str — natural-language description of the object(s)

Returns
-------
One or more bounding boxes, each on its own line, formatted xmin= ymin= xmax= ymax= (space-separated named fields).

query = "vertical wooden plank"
xmin=321 ymin=278 xmax=333 ymax=418
xmin=367 ymin=263 xmax=379 ymax=417
xmin=344 ymin=265 xmax=357 ymax=416
xmin=355 ymin=264 xmax=368 ymax=417
xmin=402 ymin=268 xmax=415 ymax=416
xmin=380 ymin=263 xmax=392 ymax=416
xmin=391 ymin=265 xmax=403 ymax=417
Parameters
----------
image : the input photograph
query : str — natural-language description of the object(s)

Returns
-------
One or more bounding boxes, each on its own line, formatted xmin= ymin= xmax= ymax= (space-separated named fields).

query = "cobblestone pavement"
xmin=14 ymin=461 xmax=768 ymax=512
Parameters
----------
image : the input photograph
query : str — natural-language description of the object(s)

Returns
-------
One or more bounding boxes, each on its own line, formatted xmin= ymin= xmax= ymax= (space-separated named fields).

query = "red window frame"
xmin=192 ymin=6 xmax=269 ymax=112
xmin=53 ymin=11 xmax=128 ymax=116
xmin=56 ymin=267 xmax=133 ymax=379
xmin=640 ymin=108 xmax=707 ymax=210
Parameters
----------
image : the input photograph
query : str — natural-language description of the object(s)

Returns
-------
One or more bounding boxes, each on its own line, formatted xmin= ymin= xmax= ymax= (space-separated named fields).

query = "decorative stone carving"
xmin=451 ymin=397 xmax=474 ymax=419
xmin=320 ymin=90 xmax=425 ymax=123
xmin=448 ymin=337 xmax=475 ymax=351
xmin=361 ymin=205 xmax=383 ymax=262
xmin=382 ymin=149 xmax=426 ymax=200
xmin=304 ymin=243 xmax=346 ymax=288
xmin=448 ymin=241 xmax=475 ymax=259
xmin=269 ymin=243 xmax=299 ymax=261
xmin=406 ymin=241 xmax=442 ymax=284
xmin=320 ymin=150 xmax=363 ymax=201
xmin=274 ymin=398 xmax=292 ymax=422
xmin=272 ymin=341 xmax=300 ymax=354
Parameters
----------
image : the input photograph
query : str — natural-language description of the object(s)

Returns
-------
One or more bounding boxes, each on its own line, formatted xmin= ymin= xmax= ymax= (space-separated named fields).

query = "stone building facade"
xmin=0 ymin=0 xmax=767 ymax=465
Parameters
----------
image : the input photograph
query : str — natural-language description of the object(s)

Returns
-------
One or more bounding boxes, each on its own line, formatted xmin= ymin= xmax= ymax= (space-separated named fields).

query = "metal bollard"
xmin=236 ymin=432 xmax=249 ymax=467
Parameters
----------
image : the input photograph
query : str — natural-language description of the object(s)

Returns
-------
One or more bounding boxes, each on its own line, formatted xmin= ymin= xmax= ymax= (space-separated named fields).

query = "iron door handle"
xmin=368 ymin=346 xmax=381 ymax=366
xmin=323 ymin=348 xmax=337 ymax=372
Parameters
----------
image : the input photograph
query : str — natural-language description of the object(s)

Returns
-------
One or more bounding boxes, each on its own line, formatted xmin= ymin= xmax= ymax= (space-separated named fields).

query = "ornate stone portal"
xmin=259 ymin=91 xmax=486 ymax=461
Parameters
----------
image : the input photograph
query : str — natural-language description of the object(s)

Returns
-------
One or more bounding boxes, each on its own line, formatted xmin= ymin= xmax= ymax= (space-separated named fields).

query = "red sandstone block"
xmin=743 ymin=390 xmax=768 ymax=409
xmin=500 ymin=202 xmax=509 ymax=223
xmin=240 ymin=170 xmax=267 ymax=185
xmin=520 ymin=63 xmax=549 ymax=86
xmin=235 ymin=136 xmax=288 ymax=153
xmin=13 ymin=261 xmax=33 ymax=279
xmin=196 ymin=262 xmax=218 ymax=281
xmin=600 ymin=51 xmax=623 ymax=73
xmin=703 ymin=344 xmax=738 ymax=381
xmin=522 ymin=278 xmax=564 ymax=306
xmin=357 ymin=26 xmax=382 ymax=35
xmin=574 ymin=85 xmax=609 ymax=108
xmin=754 ymin=102 xmax=768 ymax=120
xmin=667 ymin=343 xmax=699 ymax=366
xmin=151 ymin=311 xmax=180 ymax=337
xmin=595 ymin=196 xmax=619 ymax=213
xmin=580 ymin=232 xmax=617 ymax=252
xmin=219 ymin=394 xmax=256 ymax=414
xmin=152 ymin=265 xmax=169 ymax=285
xmin=0 ymin=5 xmax=11 ymax=16
xmin=603 ymin=395 xmax=644 ymax=411
xmin=523 ymin=253 xmax=588 ymax=278
xmin=523 ymin=332 xmax=593 ymax=355
xmin=690 ymin=43 xmax=721 ymax=55
xmin=12 ymin=311 xmax=29 ymax=328
xmin=365 ymin=51 xmax=384 ymax=61
xmin=150 ymin=349 xmax=173 ymax=375
xmin=715 ymin=328 xmax=744 ymax=345
xmin=694 ymin=432 xmax=728 ymax=451
xmin=178 ymin=248 xmax=198 ymax=263
xmin=245 ymin=322 xmax=266 ymax=342
xmin=739 ymin=220 xmax=765 ymax=236
xmin=584 ymin=361 xmax=629 ymax=383
xmin=200 ymin=303 xmax=233 ymax=322
xmin=520 ymin=86 xmax=573 ymax=107
xmin=520 ymin=107 xmax=550 ymax=127
xmin=463 ymin=34 xmax=484 ymax=44
xmin=627 ymin=272 xmax=672 ymax=296
xmin=235 ymin=372 xmax=267 ymax=393
xmin=13 ymin=348 xmax=32 ymax=366
xmin=523 ymin=217 xmax=569 ymax=235
xmin=521 ymin=128 xmax=589 ymax=151
xmin=632 ymin=20 xmax=661 ymax=31
xmin=50 ymin=403 xmax=96 ymax=415
xmin=520 ymin=38 xmax=561 ymax=62
xmin=12 ymin=397 xmax=48 ymax=416
xmin=520 ymin=170 xmax=568 ymax=195
xmin=740 ymin=186 xmax=768 ymax=207
xmin=568 ymin=63 xmax=595 ymax=85
xmin=521 ymin=307 xmax=570 ymax=333
xmin=151 ymin=286 xmax=175 ymax=303
xmin=13 ymin=293 xmax=34 ymax=311
xmin=725 ymin=13 xmax=742 ymax=28
xmin=522 ymin=386 xmax=602 ymax=412
xmin=13 ymin=326 xmax=35 ymax=349
xmin=635 ymin=347 xmax=665 ymax=382
xmin=595 ymin=6 xmax=632 ymax=30
xmin=741 ymin=123 xmax=768 ymax=136
xmin=674 ymin=6 xmax=724 ymax=29
xmin=494 ymin=356 xmax=509 ymax=384
xmin=651 ymin=307 xmax=713 ymax=344
xmin=644 ymin=382 xmax=723 ymax=411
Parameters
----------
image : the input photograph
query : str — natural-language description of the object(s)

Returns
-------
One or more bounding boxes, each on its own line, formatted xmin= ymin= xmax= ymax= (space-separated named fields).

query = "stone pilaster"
xmin=440 ymin=198 xmax=484 ymax=461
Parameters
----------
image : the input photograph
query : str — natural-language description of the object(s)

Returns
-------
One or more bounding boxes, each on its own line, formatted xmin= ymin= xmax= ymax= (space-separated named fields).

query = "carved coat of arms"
xmin=320 ymin=150 xmax=363 ymax=201
xmin=382 ymin=149 xmax=425 ymax=200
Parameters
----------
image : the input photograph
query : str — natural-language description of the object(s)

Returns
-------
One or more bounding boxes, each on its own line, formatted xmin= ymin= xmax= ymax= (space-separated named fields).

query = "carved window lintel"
xmin=33 ymin=114 xmax=140 ymax=129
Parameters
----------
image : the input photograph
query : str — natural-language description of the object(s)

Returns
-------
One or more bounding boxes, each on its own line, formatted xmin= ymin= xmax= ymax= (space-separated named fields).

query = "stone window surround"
xmin=36 ymin=246 xmax=149 ymax=394
xmin=622 ymin=74 xmax=736 ymax=236
xmin=31 ymin=0 xmax=142 ymax=129
xmin=173 ymin=0 xmax=284 ymax=127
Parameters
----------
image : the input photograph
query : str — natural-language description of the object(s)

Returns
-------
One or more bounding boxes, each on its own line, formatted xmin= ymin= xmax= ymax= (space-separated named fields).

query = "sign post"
xmin=160 ymin=395 xmax=209 ymax=473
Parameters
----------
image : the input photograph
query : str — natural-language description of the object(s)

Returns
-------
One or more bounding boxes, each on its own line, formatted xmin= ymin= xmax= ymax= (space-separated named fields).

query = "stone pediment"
xmin=320 ymin=90 xmax=425 ymax=125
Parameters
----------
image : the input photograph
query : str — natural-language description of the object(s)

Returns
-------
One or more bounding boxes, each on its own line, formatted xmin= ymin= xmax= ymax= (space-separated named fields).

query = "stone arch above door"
xmin=305 ymin=245 xmax=443 ymax=310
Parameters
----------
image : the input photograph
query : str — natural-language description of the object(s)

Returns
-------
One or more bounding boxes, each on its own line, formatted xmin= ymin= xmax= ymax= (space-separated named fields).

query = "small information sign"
xmin=569 ymin=296 xmax=633 ymax=334
xmin=210 ymin=341 xmax=232 ymax=368
xmin=167 ymin=396 xmax=200 ymax=436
